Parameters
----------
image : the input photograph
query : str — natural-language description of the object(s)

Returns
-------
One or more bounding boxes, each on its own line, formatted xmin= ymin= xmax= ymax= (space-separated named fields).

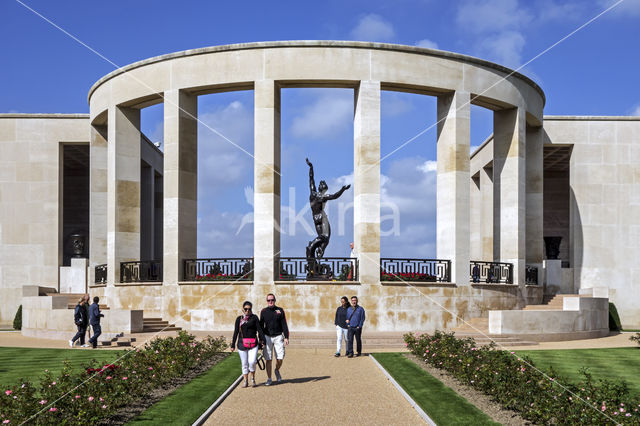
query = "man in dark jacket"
xmin=345 ymin=295 xmax=365 ymax=358
xmin=260 ymin=293 xmax=289 ymax=386
xmin=87 ymin=296 xmax=104 ymax=349
xmin=69 ymin=298 xmax=88 ymax=347
xmin=334 ymin=296 xmax=349 ymax=357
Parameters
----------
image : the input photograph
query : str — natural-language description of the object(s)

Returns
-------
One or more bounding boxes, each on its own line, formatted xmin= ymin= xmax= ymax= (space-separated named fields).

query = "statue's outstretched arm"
xmin=325 ymin=184 xmax=351 ymax=200
xmin=306 ymin=158 xmax=316 ymax=193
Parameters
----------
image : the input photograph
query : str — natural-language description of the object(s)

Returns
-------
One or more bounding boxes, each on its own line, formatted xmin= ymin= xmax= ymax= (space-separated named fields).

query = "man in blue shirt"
xmin=345 ymin=295 xmax=365 ymax=357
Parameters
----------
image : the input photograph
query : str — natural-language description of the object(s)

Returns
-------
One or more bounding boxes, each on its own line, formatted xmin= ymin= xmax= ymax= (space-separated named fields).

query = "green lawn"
xmin=516 ymin=347 xmax=640 ymax=397
xmin=372 ymin=353 xmax=498 ymax=426
xmin=129 ymin=353 xmax=240 ymax=425
xmin=0 ymin=347 xmax=125 ymax=386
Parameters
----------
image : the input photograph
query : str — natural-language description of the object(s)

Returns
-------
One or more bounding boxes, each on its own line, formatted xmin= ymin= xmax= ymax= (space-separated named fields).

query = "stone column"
xmin=163 ymin=90 xmax=198 ymax=286
xmin=493 ymin=107 xmax=526 ymax=285
xmin=107 ymin=106 xmax=141 ymax=285
xmin=436 ymin=91 xmax=471 ymax=284
xmin=89 ymin=124 xmax=108 ymax=284
xmin=353 ymin=81 xmax=381 ymax=285
xmin=254 ymin=80 xmax=281 ymax=284
xmin=526 ymin=125 xmax=544 ymax=284
xmin=470 ymin=174 xmax=481 ymax=260
xmin=481 ymin=166 xmax=494 ymax=261
xmin=140 ymin=164 xmax=153 ymax=261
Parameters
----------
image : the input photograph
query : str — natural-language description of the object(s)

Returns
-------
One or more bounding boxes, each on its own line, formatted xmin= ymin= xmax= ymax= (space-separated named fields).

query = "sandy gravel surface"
xmin=0 ymin=331 xmax=122 ymax=350
xmin=504 ymin=332 xmax=637 ymax=351
xmin=204 ymin=348 xmax=426 ymax=425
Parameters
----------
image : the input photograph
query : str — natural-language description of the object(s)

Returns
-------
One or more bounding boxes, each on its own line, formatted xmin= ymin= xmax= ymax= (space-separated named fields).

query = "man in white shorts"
xmin=259 ymin=293 xmax=289 ymax=386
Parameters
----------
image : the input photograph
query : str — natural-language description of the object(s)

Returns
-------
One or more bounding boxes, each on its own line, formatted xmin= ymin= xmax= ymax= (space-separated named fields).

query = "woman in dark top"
xmin=334 ymin=296 xmax=349 ymax=357
xmin=231 ymin=301 xmax=265 ymax=388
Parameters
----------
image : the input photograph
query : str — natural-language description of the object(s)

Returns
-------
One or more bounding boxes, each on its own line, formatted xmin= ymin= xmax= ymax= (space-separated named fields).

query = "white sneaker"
xmin=68 ymin=340 xmax=74 ymax=347
xmin=81 ymin=344 xmax=90 ymax=348
xmin=275 ymin=369 xmax=282 ymax=383
xmin=265 ymin=378 xmax=272 ymax=386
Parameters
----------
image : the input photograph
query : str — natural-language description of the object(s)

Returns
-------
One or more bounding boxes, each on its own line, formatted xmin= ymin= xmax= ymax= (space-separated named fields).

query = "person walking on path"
xmin=334 ymin=296 xmax=349 ymax=357
xmin=231 ymin=301 xmax=265 ymax=388
xmin=69 ymin=297 xmax=88 ymax=347
xmin=260 ymin=293 xmax=289 ymax=386
xmin=83 ymin=293 xmax=92 ymax=342
xmin=345 ymin=296 xmax=365 ymax=358
xmin=87 ymin=296 xmax=104 ymax=349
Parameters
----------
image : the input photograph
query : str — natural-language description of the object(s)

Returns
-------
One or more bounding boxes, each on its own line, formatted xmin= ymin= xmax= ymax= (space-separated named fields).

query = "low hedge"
xmin=0 ymin=331 xmax=227 ymax=424
xmin=405 ymin=331 xmax=640 ymax=424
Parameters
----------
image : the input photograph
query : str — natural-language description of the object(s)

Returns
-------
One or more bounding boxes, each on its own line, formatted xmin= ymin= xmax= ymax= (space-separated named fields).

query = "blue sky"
xmin=2 ymin=0 xmax=639 ymax=259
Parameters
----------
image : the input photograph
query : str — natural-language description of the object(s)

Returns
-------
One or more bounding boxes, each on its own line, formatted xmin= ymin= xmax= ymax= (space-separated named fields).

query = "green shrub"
xmin=405 ymin=331 xmax=640 ymax=424
xmin=609 ymin=302 xmax=622 ymax=331
xmin=0 ymin=331 xmax=227 ymax=424
xmin=12 ymin=305 xmax=22 ymax=330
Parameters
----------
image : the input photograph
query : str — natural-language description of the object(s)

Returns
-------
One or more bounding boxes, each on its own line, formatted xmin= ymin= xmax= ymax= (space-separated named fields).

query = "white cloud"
xmin=290 ymin=92 xmax=352 ymax=139
xmin=418 ymin=160 xmax=437 ymax=173
xmin=470 ymin=145 xmax=480 ymax=154
xmin=415 ymin=39 xmax=439 ymax=49
xmin=478 ymin=30 xmax=526 ymax=68
xmin=598 ymin=0 xmax=640 ymax=17
xmin=630 ymin=105 xmax=640 ymax=116
xmin=456 ymin=0 xmax=532 ymax=34
xmin=350 ymin=13 xmax=395 ymax=41
xmin=536 ymin=0 xmax=584 ymax=21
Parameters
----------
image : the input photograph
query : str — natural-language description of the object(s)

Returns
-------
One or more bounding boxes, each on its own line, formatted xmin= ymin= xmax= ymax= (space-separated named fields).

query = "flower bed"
xmin=0 ymin=331 xmax=226 ymax=424
xmin=195 ymin=273 xmax=252 ymax=281
xmin=381 ymin=272 xmax=437 ymax=282
xmin=405 ymin=331 xmax=640 ymax=424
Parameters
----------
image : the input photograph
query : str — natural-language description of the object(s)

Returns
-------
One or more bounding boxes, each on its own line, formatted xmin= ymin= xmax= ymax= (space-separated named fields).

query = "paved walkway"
xmin=204 ymin=348 xmax=425 ymax=425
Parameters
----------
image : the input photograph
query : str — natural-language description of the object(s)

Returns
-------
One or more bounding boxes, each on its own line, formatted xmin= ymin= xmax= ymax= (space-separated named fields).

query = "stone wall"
xmin=0 ymin=115 xmax=89 ymax=323
xmin=544 ymin=117 xmax=640 ymax=328
xmin=89 ymin=281 xmax=520 ymax=332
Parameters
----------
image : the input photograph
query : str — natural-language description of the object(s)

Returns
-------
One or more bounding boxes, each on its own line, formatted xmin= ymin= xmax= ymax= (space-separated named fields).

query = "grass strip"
xmin=371 ymin=353 xmax=498 ymax=426
xmin=0 ymin=347 xmax=125 ymax=386
xmin=516 ymin=347 xmax=640 ymax=397
xmin=129 ymin=353 xmax=240 ymax=425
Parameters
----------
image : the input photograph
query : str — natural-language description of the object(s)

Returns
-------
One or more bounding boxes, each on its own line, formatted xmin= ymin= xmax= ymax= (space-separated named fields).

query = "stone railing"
xmin=470 ymin=261 xmax=513 ymax=284
xmin=380 ymin=258 xmax=451 ymax=282
xmin=120 ymin=260 xmax=162 ymax=283
xmin=183 ymin=258 xmax=253 ymax=281
xmin=279 ymin=257 xmax=357 ymax=281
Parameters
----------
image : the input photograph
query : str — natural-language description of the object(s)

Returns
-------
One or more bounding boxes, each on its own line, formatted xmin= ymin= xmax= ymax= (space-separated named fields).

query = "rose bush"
xmin=405 ymin=331 xmax=640 ymax=424
xmin=0 ymin=331 xmax=226 ymax=424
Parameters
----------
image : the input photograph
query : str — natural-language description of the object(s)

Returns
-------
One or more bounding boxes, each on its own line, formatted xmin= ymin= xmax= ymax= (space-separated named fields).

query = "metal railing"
xmin=279 ymin=257 xmax=357 ymax=281
xmin=120 ymin=260 xmax=162 ymax=283
xmin=525 ymin=265 xmax=539 ymax=285
xmin=95 ymin=264 xmax=107 ymax=284
xmin=470 ymin=261 xmax=513 ymax=284
xmin=184 ymin=258 xmax=253 ymax=281
xmin=380 ymin=258 xmax=451 ymax=282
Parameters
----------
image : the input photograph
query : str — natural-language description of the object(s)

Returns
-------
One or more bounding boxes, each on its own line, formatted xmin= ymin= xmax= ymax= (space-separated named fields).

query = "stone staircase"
xmin=141 ymin=317 xmax=182 ymax=333
xmin=521 ymin=293 xmax=587 ymax=311
xmin=450 ymin=317 xmax=539 ymax=347
xmin=44 ymin=292 xmax=110 ymax=311
xmin=100 ymin=334 xmax=136 ymax=347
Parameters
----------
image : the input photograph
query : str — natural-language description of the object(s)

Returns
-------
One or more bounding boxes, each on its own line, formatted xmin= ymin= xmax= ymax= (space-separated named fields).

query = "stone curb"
xmin=369 ymin=355 xmax=435 ymax=426
xmin=192 ymin=374 xmax=243 ymax=426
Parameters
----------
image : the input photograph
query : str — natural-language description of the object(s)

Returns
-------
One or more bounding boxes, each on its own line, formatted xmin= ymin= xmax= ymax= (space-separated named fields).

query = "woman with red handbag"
xmin=231 ymin=301 xmax=265 ymax=388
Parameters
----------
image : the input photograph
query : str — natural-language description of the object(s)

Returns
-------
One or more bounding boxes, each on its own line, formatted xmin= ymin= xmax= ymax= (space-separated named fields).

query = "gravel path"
xmin=204 ymin=348 xmax=426 ymax=425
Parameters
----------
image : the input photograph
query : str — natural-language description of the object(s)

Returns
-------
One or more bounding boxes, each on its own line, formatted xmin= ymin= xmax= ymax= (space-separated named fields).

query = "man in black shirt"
xmin=260 ymin=293 xmax=289 ymax=385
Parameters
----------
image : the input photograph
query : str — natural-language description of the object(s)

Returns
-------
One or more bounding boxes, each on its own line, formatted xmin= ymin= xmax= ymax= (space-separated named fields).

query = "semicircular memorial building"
xmin=1 ymin=41 xmax=639 ymax=341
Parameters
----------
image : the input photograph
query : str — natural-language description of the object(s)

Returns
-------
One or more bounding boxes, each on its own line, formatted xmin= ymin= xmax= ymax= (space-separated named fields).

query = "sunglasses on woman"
xmin=243 ymin=307 xmax=251 ymax=311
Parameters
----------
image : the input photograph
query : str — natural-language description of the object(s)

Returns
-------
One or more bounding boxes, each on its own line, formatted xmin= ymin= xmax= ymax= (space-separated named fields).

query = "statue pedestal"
xmin=543 ymin=259 xmax=562 ymax=293
xmin=59 ymin=258 xmax=88 ymax=294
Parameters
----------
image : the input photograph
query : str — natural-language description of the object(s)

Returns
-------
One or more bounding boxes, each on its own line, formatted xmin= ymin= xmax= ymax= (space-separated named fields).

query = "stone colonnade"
xmin=87 ymin=42 xmax=545 ymax=293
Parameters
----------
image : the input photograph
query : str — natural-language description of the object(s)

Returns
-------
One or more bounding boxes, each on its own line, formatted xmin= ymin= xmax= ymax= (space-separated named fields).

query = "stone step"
xmin=142 ymin=326 xmax=181 ymax=332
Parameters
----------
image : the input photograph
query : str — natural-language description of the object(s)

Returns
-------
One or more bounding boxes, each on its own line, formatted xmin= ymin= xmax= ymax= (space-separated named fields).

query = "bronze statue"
xmin=305 ymin=158 xmax=350 ymax=272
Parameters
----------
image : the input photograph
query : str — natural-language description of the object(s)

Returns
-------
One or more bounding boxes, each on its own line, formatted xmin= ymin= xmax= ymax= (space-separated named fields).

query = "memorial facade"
xmin=1 ymin=41 xmax=638 ymax=333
